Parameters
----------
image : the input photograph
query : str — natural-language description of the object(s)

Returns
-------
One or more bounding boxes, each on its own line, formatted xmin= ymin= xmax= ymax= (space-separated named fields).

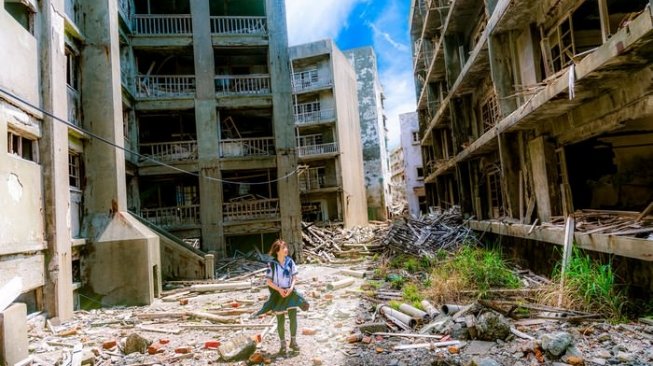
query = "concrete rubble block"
xmin=475 ymin=312 xmax=511 ymax=341
xmin=357 ymin=322 xmax=388 ymax=334
xmin=467 ymin=357 xmax=502 ymax=366
xmin=541 ymin=332 xmax=573 ymax=357
xmin=123 ymin=333 xmax=151 ymax=354
xmin=0 ymin=303 xmax=28 ymax=366
xmin=218 ymin=334 xmax=256 ymax=362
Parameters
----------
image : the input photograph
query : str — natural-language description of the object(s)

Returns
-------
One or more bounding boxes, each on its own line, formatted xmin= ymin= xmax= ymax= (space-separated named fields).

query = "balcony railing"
xmin=292 ymin=76 xmax=332 ymax=92
xmin=135 ymin=75 xmax=196 ymax=98
xmin=215 ymin=75 xmax=271 ymax=96
xmin=141 ymin=205 xmax=200 ymax=227
xmin=140 ymin=140 xmax=198 ymax=162
xmin=294 ymin=108 xmax=335 ymax=125
xmin=297 ymin=142 xmax=338 ymax=157
xmin=133 ymin=14 xmax=192 ymax=35
xmin=223 ymin=198 xmax=279 ymax=222
xmin=210 ymin=16 xmax=267 ymax=35
xmin=67 ymin=85 xmax=81 ymax=126
xmin=220 ymin=137 xmax=275 ymax=157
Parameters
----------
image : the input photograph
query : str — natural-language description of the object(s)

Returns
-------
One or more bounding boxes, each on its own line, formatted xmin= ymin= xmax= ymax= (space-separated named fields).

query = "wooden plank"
xmin=636 ymin=202 xmax=653 ymax=222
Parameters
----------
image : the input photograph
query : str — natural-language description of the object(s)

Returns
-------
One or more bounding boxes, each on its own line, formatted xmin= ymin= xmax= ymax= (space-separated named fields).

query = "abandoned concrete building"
xmin=411 ymin=0 xmax=653 ymax=287
xmin=396 ymin=112 xmax=426 ymax=218
xmin=290 ymin=40 xmax=369 ymax=228
xmin=1 ymin=0 xmax=321 ymax=339
xmin=344 ymin=47 xmax=392 ymax=221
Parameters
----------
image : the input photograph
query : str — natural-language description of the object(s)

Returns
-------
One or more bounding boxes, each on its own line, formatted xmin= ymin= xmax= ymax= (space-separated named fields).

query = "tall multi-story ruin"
xmin=290 ymin=39 xmax=368 ymax=228
xmin=410 ymin=0 xmax=653 ymax=276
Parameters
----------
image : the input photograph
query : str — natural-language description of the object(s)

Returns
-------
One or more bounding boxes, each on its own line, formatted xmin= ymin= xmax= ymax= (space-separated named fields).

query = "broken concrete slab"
xmin=0 ymin=303 xmax=28 ymax=366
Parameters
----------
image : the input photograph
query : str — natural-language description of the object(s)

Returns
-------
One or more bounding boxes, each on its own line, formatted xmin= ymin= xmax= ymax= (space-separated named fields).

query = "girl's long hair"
xmin=268 ymin=239 xmax=286 ymax=256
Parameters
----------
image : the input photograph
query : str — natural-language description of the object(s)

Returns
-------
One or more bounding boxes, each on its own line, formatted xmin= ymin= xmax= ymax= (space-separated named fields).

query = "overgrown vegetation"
xmin=543 ymin=248 xmax=626 ymax=320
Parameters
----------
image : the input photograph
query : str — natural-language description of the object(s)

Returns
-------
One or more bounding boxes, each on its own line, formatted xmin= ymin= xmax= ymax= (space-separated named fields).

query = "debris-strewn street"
xmin=25 ymin=255 xmax=653 ymax=366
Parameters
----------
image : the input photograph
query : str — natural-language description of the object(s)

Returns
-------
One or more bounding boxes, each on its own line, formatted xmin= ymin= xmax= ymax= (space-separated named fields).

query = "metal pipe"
xmin=399 ymin=303 xmax=429 ymax=321
xmin=441 ymin=304 xmax=463 ymax=315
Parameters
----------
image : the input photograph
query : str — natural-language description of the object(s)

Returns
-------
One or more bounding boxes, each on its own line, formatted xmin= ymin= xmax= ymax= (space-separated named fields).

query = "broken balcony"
xmin=214 ymin=47 xmax=270 ymax=96
xmin=299 ymin=164 xmax=340 ymax=193
xmin=132 ymin=0 xmax=192 ymax=35
xmin=219 ymin=110 xmax=275 ymax=158
xmin=138 ymin=177 xmax=200 ymax=229
xmin=297 ymin=142 xmax=338 ymax=158
xmin=294 ymin=101 xmax=335 ymax=125
xmin=137 ymin=111 xmax=197 ymax=164
xmin=292 ymin=69 xmax=332 ymax=93
xmin=210 ymin=16 xmax=267 ymax=36
xmin=134 ymin=49 xmax=195 ymax=98
xmin=140 ymin=204 xmax=200 ymax=227
xmin=221 ymin=169 xmax=280 ymax=223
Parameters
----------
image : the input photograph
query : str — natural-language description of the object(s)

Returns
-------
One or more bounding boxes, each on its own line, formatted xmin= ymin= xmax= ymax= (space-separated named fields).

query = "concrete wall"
xmin=0 ymin=0 xmax=39 ymax=104
xmin=83 ymin=212 xmax=161 ymax=306
xmin=399 ymin=112 xmax=425 ymax=218
xmin=344 ymin=47 xmax=390 ymax=221
xmin=331 ymin=44 xmax=369 ymax=228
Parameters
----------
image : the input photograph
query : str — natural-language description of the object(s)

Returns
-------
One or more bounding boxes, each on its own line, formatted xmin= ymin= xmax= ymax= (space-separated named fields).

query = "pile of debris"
xmin=301 ymin=222 xmax=389 ymax=263
xmin=383 ymin=207 xmax=478 ymax=257
xmin=543 ymin=207 xmax=653 ymax=238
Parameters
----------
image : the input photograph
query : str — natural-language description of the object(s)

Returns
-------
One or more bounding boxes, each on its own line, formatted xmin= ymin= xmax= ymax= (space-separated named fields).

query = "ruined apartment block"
xmin=344 ymin=47 xmax=392 ymax=221
xmin=396 ymin=112 xmax=426 ymax=218
xmin=290 ymin=40 xmax=369 ymax=229
xmin=122 ymin=0 xmax=303 ymax=263
xmin=0 ymin=1 xmax=301 ymax=352
xmin=411 ymin=0 xmax=653 ymax=285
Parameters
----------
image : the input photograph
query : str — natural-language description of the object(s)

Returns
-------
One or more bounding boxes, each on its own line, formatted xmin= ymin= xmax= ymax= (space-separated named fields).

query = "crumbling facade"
xmin=1 ymin=0 xmax=168 ymax=330
xmin=398 ymin=112 xmax=426 ymax=218
xmin=344 ymin=47 xmax=391 ymax=221
xmin=121 ymin=0 xmax=302 ymax=259
xmin=411 ymin=0 xmax=653 ymax=262
xmin=290 ymin=40 xmax=369 ymax=228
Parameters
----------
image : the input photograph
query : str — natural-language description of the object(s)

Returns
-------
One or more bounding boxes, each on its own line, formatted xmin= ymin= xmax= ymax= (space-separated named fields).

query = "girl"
xmin=254 ymin=239 xmax=309 ymax=355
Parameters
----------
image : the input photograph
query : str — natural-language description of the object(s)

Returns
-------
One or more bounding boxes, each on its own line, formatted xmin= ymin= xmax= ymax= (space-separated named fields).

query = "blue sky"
xmin=285 ymin=0 xmax=416 ymax=149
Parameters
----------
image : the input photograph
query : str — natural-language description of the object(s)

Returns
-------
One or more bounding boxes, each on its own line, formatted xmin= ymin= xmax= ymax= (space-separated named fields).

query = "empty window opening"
xmin=480 ymin=92 xmax=501 ymax=133
xmin=4 ymin=1 xmax=33 ymax=33
xmin=225 ymin=233 xmax=278 ymax=257
xmin=486 ymin=168 xmax=504 ymax=218
xmin=222 ymin=169 xmax=277 ymax=202
xmin=209 ymin=0 xmax=265 ymax=17
xmin=302 ymin=201 xmax=324 ymax=222
xmin=565 ymin=132 xmax=653 ymax=212
xmin=69 ymin=152 xmax=83 ymax=188
xmin=607 ymin=0 xmax=649 ymax=35
xmin=7 ymin=131 xmax=37 ymax=162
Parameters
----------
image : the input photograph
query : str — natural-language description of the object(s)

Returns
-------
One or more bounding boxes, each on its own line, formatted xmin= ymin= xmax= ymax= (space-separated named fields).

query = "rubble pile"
xmin=302 ymin=222 xmax=389 ymax=263
xmin=543 ymin=209 xmax=653 ymax=238
xmin=383 ymin=207 xmax=478 ymax=257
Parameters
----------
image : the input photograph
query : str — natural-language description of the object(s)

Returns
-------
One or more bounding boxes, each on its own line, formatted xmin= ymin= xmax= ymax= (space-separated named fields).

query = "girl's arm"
xmin=289 ymin=275 xmax=297 ymax=292
xmin=266 ymin=278 xmax=284 ymax=295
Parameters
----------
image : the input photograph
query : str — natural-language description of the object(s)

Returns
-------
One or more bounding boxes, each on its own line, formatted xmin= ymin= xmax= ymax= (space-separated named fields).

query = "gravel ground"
xmin=25 ymin=261 xmax=653 ymax=366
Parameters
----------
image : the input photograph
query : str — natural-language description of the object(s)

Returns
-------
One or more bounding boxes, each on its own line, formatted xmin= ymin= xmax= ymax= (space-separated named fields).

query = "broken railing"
xmin=215 ymin=75 xmax=271 ymax=96
xmin=139 ymin=140 xmax=198 ymax=162
xmin=297 ymin=142 xmax=338 ymax=157
xmin=294 ymin=108 xmax=335 ymax=125
xmin=140 ymin=205 xmax=200 ymax=227
xmin=220 ymin=137 xmax=275 ymax=157
xmin=291 ymin=74 xmax=332 ymax=92
xmin=210 ymin=16 xmax=267 ymax=35
xmin=223 ymin=199 xmax=279 ymax=222
xmin=133 ymin=14 xmax=192 ymax=35
xmin=135 ymin=75 xmax=196 ymax=98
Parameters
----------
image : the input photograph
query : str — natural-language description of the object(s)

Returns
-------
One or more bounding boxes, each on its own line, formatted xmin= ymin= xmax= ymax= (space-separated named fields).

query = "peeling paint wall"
xmin=344 ymin=47 xmax=390 ymax=221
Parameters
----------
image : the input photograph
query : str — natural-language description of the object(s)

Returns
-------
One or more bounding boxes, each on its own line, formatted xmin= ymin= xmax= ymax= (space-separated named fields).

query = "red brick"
xmin=204 ymin=340 xmax=221 ymax=349
xmin=175 ymin=346 xmax=192 ymax=354
xmin=102 ymin=340 xmax=117 ymax=349
xmin=148 ymin=342 xmax=164 ymax=355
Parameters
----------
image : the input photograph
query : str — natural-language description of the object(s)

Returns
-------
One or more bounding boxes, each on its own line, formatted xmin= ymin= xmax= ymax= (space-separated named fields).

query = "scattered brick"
xmin=204 ymin=340 xmax=221 ymax=349
xmin=147 ymin=342 xmax=164 ymax=355
xmin=302 ymin=327 xmax=317 ymax=335
xmin=175 ymin=346 xmax=192 ymax=354
xmin=102 ymin=340 xmax=117 ymax=350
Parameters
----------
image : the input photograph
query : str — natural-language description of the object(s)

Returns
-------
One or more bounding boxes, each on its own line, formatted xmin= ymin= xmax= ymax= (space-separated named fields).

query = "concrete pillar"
xmin=0 ymin=303 xmax=28 ymax=365
xmin=39 ymin=0 xmax=74 ymax=321
xmin=80 ymin=0 xmax=161 ymax=306
xmin=488 ymin=32 xmax=519 ymax=117
xmin=190 ymin=0 xmax=223 ymax=256
xmin=529 ymin=136 xmax=553 ymax=222
xmin=267 ymin=0 xmax=302 ymax=260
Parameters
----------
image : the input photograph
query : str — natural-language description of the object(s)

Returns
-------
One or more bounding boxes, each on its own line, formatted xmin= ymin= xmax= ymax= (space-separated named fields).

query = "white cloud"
xmin=284 ymin=0 xmax=363 ymax=46
xmin=370 ymin=0 xmax=417 ymax=149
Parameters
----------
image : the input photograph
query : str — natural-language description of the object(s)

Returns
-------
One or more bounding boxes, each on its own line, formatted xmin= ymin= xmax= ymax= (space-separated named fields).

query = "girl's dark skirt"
xmin=255 ymin=287 xmax=308 ymax=315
